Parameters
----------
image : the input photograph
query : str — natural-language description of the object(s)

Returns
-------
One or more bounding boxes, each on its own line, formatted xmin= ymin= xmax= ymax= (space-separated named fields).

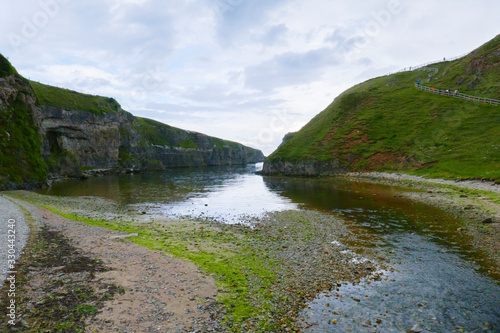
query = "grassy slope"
xmin=134 ymin=117 xmax=243 ymax=149
xmin=266 ymin=35 xmax=500 ymax=179
xmin=30 ymin=81 xmax=121 ymax=115
xmin=0 ymin=55 xmax=47 ymax=187
xmin=0 ymin=55 xmax=18 ymax=77
xmin=28 ymin=80 xmax=248 ymax=151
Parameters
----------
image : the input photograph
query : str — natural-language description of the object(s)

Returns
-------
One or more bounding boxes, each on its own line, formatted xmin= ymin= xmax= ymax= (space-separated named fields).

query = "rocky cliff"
xmin=0 ymin=55 xmax=264 ymax=190
xmin=38 ymin=105 xmax=265 ymax=176
xmin=0 ymin=71 xmax=46 ymax=189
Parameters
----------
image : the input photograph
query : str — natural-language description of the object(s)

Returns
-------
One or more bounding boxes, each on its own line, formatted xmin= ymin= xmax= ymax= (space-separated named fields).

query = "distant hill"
xmin=0 ymin=55 xmax=264 ymax=190
xmin=263 ymin=35 xmax=500 ymax=180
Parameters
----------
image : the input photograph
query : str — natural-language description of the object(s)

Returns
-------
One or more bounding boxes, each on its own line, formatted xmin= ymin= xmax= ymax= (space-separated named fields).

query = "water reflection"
xmin=38 ymin=164 xmax=299 ymax=224
xmin=37 ymin=168 xmax=500 ymax=331
xmin=261 ymin=178 xmax=500 ymax=332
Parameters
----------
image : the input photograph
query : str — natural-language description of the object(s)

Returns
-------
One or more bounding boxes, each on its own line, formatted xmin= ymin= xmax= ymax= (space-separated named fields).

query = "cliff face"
xmin=262 ymin=159 xmax=346 ymax=177
xmin=0 ymin=74 xmax=46 ymax=189
xmin=37 ymin=105 xmax=265 ymax=178
xmin=0 ymin=55 xmax=264 ymax=189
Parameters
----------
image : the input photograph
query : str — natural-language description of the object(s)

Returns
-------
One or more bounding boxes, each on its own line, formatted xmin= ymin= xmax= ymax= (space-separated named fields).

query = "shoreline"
xmin=0 ymin=190 xmax=390 ymax=332
xmin=2 ymin=170 xmax=499 ymax=331
xmin=0 ymin=195 xmax=221 ymax=332
xmin=347 ymin=172 xmax=500 ymax=193
xmin=342 ymin=172 xmax=500 ymax=274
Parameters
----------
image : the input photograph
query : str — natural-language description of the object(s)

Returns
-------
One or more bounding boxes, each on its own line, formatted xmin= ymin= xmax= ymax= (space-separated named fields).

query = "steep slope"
xmin=0 ymin=55 xmax=264 ymax=190
xmin=0 ymin=55 xmax=46 ymax=189
xmin=264 ymin=35 xmax=500 ymax=179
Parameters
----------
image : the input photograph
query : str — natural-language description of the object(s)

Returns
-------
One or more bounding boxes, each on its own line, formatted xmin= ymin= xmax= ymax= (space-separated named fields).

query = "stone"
xmin=409 ymin=324 xmax=423 ymax=332
xmin=110 ymin=233 xmax=139 ymax=239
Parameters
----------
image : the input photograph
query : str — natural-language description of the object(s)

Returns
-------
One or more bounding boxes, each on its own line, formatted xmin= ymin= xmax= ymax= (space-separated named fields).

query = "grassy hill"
xmin=265 ymin=35 xmax=500 ymax=180
xmin=30 ymin=81 xmax=121 ymax=114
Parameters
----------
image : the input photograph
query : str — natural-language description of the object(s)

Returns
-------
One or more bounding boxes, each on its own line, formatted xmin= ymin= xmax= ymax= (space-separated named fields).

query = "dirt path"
xmin=0 ymin=196 xmax=29 ymax=286
xmin=7 ymin=196 xmax=220 ymax=332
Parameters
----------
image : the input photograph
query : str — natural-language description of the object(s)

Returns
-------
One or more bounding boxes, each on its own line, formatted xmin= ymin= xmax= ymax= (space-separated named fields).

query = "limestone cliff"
xmin=0 ymin=55 xmax=264 ymax=190
xmin=38 ymin=105 xmax=265 ymax=177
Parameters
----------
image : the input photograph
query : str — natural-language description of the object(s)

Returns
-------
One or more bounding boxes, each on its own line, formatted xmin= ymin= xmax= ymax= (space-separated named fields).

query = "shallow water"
xmin=37 ymin=165 xmax=500 ymax=331
xmin=39 ymin=164 xmax=298 ymax=224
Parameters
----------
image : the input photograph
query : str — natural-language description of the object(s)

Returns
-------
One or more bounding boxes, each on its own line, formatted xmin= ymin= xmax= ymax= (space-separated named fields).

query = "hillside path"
xmin=415 ymin=83 xmax=500 ymax=106
xmin=0 ymin=195 xmax=29 ymax=286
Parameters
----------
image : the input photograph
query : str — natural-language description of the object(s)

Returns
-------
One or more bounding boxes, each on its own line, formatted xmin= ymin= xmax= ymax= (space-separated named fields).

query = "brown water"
xmin=37 ymin=165 xmax=500 ymax=332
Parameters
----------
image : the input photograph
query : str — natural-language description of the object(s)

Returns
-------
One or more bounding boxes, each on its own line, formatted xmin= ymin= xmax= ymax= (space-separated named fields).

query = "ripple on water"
xmin=302 ymin=233 xmax=500 ymax=333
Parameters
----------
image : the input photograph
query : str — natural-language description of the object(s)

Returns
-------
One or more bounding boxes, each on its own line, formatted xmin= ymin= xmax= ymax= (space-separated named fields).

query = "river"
xmin=37 ymin=164 xmax=500 ymax=332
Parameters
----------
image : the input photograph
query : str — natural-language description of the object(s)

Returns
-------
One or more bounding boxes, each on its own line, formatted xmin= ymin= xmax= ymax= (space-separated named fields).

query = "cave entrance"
xmin=47 ymin=131 xmax=62 ymax=154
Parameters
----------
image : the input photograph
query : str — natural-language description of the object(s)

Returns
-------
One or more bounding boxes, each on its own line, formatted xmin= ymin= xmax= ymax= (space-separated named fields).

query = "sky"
xmin=1 ymin=0 xmax=499 ymax=155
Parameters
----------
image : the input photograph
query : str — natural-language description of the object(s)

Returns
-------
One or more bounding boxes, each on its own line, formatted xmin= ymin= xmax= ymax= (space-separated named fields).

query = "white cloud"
xmin=0 ymin=0 xmax=499 ymax=155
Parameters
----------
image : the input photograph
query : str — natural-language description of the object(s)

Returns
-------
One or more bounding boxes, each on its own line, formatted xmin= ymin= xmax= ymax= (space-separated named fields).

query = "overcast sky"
xmin=1 ymin=0 xmax=499 ymax=155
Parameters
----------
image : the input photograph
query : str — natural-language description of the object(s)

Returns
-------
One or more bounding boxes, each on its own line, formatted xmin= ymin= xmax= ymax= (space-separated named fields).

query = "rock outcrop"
xmin=37 ymin=105 xmax=265 ymax=178
xmin=0 ymin=74 xmax=46 ymax=190
xmin=0 ymin=54 xmax=264 ymax=190
xmin=261 ymin=158 xmax=346 ymax=176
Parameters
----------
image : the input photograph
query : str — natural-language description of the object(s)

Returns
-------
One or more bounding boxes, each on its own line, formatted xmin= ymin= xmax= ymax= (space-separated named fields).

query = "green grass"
xmin=134 ymin=116 xmax=245 ymax=151
xmin=134 ymin=117 xmax=187 ymax=147
xmin=29 ymin=81 xmax=121 ymax=114
xmin=0 ymin=54 xmax=18 ymax=77
xmin=266 ymin=34 xmax=500 ymax=180
xmin=0 ymin=76 xmax=47 ymax=187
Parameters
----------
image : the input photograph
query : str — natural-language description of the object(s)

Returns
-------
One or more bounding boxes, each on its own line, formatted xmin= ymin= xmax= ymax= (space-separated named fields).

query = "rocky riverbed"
xmin=344 ymin=172 xmax=500 ymax=273
xmin=0 ymin=190 xmax=390 ymax=332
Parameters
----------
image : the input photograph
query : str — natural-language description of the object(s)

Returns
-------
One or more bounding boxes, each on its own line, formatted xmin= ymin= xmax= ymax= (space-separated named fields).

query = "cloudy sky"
xmin=1 ymin=0 xmax=499 ymax=155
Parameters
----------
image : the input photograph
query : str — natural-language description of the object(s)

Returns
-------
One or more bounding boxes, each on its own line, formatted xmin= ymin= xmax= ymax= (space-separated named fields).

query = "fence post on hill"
xmin=414 ymin=83 xmax=500 ymax=106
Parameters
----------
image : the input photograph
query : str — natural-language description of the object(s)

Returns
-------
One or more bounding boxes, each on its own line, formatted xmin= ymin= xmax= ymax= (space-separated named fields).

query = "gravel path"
xmin=348 ymin=172 xmax=500 ymax=193
xmin=0 ymin=195 xmax=30 ymax=287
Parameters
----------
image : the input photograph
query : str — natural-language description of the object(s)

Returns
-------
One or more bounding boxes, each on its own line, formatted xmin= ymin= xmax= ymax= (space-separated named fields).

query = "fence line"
xmin=388 ymin=53 xmax=469 ymax=76
xmin=415 ymin=83 xmax=500 ymax=106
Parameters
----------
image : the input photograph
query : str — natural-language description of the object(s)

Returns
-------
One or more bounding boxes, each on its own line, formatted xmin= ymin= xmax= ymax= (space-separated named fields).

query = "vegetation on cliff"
xmin=30 ymin=81 xmax=121 ymax=115
xmin=0 ymin=55 xmax=47 ymax=189
xmin=0 ymin=54 xmax=264 ymax=189
xmin=133 ymin=117 xmax=242 ymax=150
xmin=0 ymin=55 xmax=18 ymax=78
xmin=265 ymin=35 xmax=500 ymax=179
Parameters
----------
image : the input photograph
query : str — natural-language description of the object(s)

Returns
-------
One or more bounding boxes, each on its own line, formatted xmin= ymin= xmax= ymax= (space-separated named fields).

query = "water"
xmin=37 ymin=165 xmax=500 ymax=332
xmin=40 ymin=164 xmax=299 ymax=224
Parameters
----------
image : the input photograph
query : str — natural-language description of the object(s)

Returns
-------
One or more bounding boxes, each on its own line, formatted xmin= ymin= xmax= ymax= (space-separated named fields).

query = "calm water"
xmin=37 ymin=164 xmax=500 ymax=332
